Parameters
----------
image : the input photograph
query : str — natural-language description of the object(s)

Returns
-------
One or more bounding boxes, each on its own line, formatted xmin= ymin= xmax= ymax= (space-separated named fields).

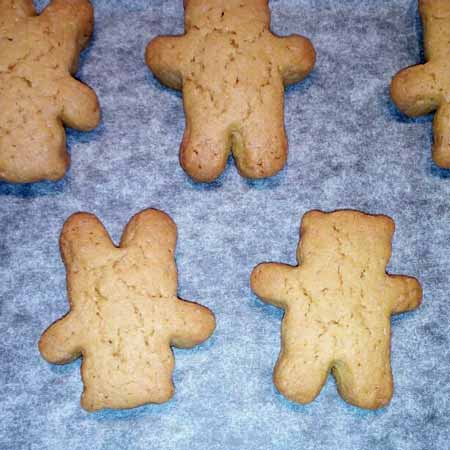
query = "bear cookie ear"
xmin=301 ymin=210 xmax=325 ymax=230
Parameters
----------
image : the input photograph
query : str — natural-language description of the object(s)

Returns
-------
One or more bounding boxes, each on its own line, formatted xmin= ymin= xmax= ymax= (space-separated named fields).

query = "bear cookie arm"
xmin=146 ymin=0 xmax=315 ymax=182
xmin=251 ymin=210 xmax=422 ymax=409
xmin=39 ymin=209 xmax=215 ymax=411
xmin=391 ymin=0 xmax=450 ymax=167
xmin=0 ymin=0 xmax=100 ymax=183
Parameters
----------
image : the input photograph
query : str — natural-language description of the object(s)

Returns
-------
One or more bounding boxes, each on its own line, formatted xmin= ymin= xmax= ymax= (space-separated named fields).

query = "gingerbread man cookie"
xmin=39 ymin=209 xmax=215 ymax=411
xmin=391 ymin=0 xmax=450 ymax=167
xmin=146 ymin=0 xmax=315 ymax=182
xmin=251 ymin=210 xmax=422 ymax=409
xmin=0 ymin=0 xmax=100 ymax=183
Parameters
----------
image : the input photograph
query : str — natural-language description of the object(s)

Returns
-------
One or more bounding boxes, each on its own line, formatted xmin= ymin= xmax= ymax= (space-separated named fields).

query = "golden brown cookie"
xmin=146 ymin=0 xmax=315 ymax=182
xmin=0 ymin=0 xmax=100 ymax=183
xmin=39 ymin=209 xmax=215 ymax=411
xmin=251 ymin=210 xmax=422 ymax=409
xmin=391 ymin=0 xmax=450 ymax=167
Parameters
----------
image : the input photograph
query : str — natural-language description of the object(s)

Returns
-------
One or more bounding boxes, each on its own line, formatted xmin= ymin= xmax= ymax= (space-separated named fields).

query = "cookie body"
xmin=251 ymin=210 xmax=422 ymax=409
xmin=0 ymin=0 xmax=100 ymax=183
xmin=391 ymin=0 xmax=450 ymax=167
xmin=146 ymin=0 xmax=315 ymax=182
xmin=39 ymin=209 xmax=215 ymax=411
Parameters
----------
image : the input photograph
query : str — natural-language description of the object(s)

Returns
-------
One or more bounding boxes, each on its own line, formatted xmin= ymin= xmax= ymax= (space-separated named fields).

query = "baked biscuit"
xmin=146 ymin=0 xmax=315 ymax=182
xmin=391 ymin=0 xmax=450 ymax=167
xmin=39 ymin=209 xmax=215 ymax=411
xmin=0 ymin=0 xmax=100 ymax=183
xmin=251 ymin=210 xmax=422 ymax=409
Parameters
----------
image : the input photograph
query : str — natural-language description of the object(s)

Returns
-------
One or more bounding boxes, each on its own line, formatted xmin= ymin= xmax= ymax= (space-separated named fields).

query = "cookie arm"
xmin=39 ymin=313 xmax=82 ymax=364
xmin=59 ymin=77 xmax=100 ymax=131
xmin=146 ymin=36 xmax=187 ymax=91
xmin=271 ymin=35 xmax=316 ymax=86
xmin=170 ymin=300 xmax=215 ymax=349
xmin=390 ymin=62 xmax=443 ymax=117
xmin=251 ymin=263 xmax=297 ymax=309
xmin=386 ymin=274 xmax=422 ymax=315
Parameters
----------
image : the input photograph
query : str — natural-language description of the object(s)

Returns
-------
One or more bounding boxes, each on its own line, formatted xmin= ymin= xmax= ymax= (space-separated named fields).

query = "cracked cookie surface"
xmin=391 ymin=0 xmax=450 ymax=167
xmin=251 ymin=210 xmax=422 ymax=409
xmin=39 ymin=209 xmax=215 ymax=411
xmin=146 ymin=0 xmax=315 ymax=182
xmin=0 ymin=0 xmax=100 ymax=183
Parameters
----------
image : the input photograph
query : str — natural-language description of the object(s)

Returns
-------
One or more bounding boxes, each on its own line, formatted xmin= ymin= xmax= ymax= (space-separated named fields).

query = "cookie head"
xmin=184 ymin=0 xmax=270 ymax=31
xmin=299 ymin=210 xmax=395 ymax=272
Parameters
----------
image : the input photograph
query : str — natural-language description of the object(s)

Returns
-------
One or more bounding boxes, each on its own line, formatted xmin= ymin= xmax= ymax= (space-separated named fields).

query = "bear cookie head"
xmin=299 ymin=210 xmax=395 ymax=273
xmin=183 ymin=0 xmax=271 ymax=30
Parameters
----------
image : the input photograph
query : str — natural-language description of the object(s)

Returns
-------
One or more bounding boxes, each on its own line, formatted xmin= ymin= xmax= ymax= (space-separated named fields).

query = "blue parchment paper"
xmin=1 ymin=0 xmax=449 ymax=449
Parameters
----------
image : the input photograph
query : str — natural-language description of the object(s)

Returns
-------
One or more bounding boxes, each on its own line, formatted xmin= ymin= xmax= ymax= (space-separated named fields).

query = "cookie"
xmin=146 ymin=0 xmax=315 ymax=182
xmin=250 ymin=210 xmax=422 ymax=409
xmin=391 ymin=0 xmax=450 ymax=167
xmin=0 ymin=0 xmax=100 ymax=183
xmin=39 ymin=209 xmax=215 ymax=411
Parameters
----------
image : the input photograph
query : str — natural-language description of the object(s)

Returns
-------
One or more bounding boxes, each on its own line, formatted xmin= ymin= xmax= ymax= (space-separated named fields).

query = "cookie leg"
xmin=333 ymin=355 xmax=393 ymax=409
xmin=0 ymin=95 xmax=69 ymax=182
xmin=80 ymin=348 xmax=175 ymax=411
xmin=180 ymin=116 xmax=231 ymax=182
xmin=273 ymin=350 xmax=329 ymax=404
xmin=433 ymin=102 xmax=450 ymax=168
xmin=233 ymin=112 xmax=287 ymax=179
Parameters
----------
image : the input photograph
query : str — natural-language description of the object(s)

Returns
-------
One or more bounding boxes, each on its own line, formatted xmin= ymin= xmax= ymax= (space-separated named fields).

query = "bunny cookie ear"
xmin=60 ymin=213 xmax=115 ymax=269
xmin=0 ymin=0 xmax=36 ymax=22
xmin=120 ymin=209 xmax=177 ymax=255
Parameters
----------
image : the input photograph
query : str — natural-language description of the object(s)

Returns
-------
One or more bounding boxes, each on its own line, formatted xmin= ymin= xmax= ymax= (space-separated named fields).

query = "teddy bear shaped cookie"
xmin=251 ymin=210 xmax=422 ymax=409
xmin=146 ymin=0 xmax=315 ymax=182
xmin=0 ymin=0 xmax=100 ymax=183
xmin=391 ymin=0 xmax=450 ymax=167
xmin=39 ymin=209 xmax=215 ymax=411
